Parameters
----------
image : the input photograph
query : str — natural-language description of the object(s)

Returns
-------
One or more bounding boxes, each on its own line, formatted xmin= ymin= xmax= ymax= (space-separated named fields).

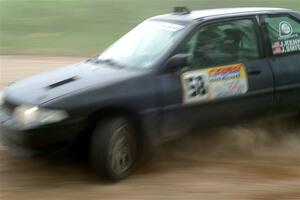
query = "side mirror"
xmin=165 ymin=54 xmax=188 ymax=72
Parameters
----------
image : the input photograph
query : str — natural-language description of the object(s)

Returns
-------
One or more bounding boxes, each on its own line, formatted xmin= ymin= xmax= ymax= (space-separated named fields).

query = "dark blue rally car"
xmin=1 ymin=7 xmax=300 ymax=180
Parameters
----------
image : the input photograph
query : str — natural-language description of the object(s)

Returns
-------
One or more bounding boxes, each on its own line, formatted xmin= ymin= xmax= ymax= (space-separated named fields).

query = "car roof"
xmin=150 ymin=7 xmax=293 ymax=24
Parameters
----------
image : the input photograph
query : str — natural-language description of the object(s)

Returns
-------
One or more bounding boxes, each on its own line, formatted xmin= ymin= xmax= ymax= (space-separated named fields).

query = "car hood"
xmin=5 ymin=61 xmax=144 ymax=105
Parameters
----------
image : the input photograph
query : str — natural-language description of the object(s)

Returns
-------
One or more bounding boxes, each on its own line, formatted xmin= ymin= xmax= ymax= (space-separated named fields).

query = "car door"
xmin=261 ymin=13 xmax=300 ymax=112
xmin=158 ymin=17 xmax=274 ymax=141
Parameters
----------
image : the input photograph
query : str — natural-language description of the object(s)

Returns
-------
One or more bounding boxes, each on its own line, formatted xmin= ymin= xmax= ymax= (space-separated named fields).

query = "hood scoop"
xmin=46 ymin=76 xmax=79 ymax=89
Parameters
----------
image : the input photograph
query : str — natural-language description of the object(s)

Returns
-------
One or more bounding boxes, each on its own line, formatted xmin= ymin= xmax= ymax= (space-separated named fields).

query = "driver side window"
xmin=181 ymin=19 xmax=260 ymax=68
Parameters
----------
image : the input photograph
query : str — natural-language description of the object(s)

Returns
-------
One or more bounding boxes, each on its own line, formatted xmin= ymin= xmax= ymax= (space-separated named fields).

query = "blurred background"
xmin=1 ymin=0 xmax=300 ymax=56
xmin=1 ymin=1 xmax=300 ymax=200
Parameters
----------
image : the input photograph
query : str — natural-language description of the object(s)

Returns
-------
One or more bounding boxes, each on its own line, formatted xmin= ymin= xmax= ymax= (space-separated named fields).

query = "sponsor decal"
xmin=208 ymin=65 xmax=241 ymax=81
xmin=279 ymin=21 xmax=293 ymax=37
xmin=272 ymin=21 xmax=300 ymax=55
xmin=181 ymin=64 xmax=248 ymax=104
xmin=152 ymin=21 xmax=184 ymax=32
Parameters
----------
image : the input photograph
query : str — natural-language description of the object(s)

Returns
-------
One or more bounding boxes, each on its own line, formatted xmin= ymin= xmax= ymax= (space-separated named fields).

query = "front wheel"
xmin=90 ymin=117 xmax=137 ymax=181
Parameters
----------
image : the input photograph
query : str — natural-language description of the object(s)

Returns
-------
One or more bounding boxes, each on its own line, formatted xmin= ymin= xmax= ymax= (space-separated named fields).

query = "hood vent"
xmin=46 ymin=76 xmax=78 ymax=89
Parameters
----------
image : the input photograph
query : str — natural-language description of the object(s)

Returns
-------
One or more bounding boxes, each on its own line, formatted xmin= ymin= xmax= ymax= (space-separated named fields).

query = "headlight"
xmin=13 ymin=105 xmax=68 ymax=126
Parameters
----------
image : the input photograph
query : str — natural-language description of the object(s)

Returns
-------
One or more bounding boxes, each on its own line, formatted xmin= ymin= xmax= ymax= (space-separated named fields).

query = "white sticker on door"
xmin=181 ymin=64 xmax=248 ymax=104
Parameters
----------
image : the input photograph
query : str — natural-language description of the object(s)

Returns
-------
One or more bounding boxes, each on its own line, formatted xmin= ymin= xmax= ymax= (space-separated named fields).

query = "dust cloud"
xmin=161 ymin=116 xmax=300 ymax=161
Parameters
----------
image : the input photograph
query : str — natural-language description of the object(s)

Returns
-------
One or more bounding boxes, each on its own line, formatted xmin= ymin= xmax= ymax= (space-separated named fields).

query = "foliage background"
xmin=0 ymin=0 xmax=299 ymax=56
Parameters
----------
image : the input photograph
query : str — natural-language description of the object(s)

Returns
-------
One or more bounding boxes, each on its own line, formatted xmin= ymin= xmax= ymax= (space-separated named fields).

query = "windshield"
xmin=97 ymin=20 xmax=185 ymax=69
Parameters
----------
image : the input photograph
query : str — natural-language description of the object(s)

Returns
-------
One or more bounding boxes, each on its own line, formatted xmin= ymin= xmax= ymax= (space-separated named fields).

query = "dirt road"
xmin=0 ymin=56 xmax=300 ymax=200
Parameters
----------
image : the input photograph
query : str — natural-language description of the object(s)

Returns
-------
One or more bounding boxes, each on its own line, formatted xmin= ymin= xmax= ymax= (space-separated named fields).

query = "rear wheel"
xmin=90 ymin=117 xmax=137 ymax=181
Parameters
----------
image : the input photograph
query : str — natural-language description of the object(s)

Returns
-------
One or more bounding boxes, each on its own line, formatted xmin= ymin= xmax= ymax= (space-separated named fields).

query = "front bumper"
xmin=0 ymin=116 xmax=87 ymax=155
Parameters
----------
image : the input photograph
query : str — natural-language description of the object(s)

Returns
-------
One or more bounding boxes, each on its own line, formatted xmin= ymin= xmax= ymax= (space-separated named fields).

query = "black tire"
xmin=297 ymin=111 xmax=300 ymax=121
xmin=90 ymin=117 xmax=137 ymax=181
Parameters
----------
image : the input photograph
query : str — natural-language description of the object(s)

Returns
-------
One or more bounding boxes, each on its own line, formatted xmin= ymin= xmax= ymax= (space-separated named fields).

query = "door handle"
xmin=247 ymin=67 xmax=261 ymax=75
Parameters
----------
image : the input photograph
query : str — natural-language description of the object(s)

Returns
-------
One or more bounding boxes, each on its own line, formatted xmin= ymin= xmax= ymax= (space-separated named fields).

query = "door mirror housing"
xmin=165 ymin=54 xmax=188 ymax=72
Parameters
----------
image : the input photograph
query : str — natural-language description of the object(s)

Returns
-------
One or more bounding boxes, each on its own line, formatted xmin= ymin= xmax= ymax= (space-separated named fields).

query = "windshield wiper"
xmin=85 ymin=54 xmax=100 ymax=63
xmin=95 ymin=58 xmax=124 ymax=68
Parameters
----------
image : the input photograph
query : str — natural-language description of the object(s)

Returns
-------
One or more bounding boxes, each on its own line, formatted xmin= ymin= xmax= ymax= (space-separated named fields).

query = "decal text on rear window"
xmin=272 ymin=21 xmax=300 ymax=55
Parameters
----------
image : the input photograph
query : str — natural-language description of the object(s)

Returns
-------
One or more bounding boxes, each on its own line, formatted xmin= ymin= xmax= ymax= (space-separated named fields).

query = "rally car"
xmin=1 ymin=7 xmax=300 ymax=181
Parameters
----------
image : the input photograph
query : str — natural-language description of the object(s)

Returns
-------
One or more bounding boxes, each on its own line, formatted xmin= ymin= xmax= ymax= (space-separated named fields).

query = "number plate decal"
xmin=181 ymin=64 xmax=248 ymax=104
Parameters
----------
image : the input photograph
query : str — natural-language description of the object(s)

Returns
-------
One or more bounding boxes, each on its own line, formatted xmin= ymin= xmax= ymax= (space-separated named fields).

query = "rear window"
xmin=264 ymin=15 xmax=300 ymax=55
